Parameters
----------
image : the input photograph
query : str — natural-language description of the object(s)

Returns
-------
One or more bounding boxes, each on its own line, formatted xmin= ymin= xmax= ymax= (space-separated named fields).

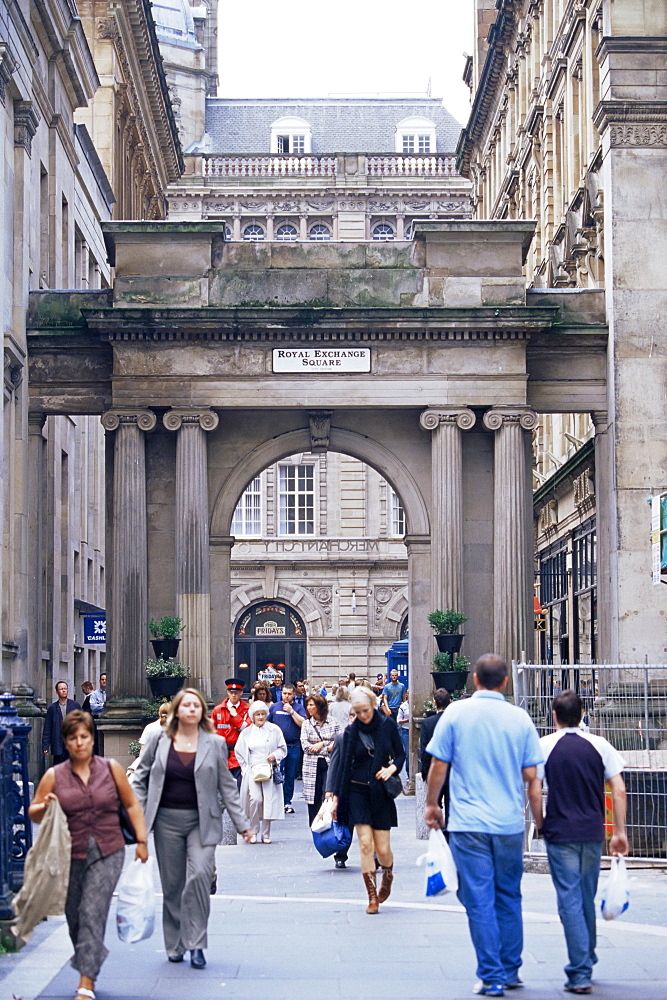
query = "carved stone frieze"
xmin=609 ymin=124 xmax=667 ymax=148
xmin=306 ymin=199 xmax=334 ymax=211
xmin=373 ymin=585 xmax=403 ymax=625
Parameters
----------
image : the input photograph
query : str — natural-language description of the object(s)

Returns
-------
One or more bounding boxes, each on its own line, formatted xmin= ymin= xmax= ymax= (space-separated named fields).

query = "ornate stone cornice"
xmin=593 ymin=101 xmax=667 ymax=146
xmin=419 ymin=407 xmax=476 ymax=432
xmin=14 ymin=101 xmax=40 ymax=156
xmin=482 ymin=406 xmax=537 ymax=432
xmin=163 ymin=408 xmax=219 ymax=432
xmin=101 ymin=409 xmax=157 ymax=432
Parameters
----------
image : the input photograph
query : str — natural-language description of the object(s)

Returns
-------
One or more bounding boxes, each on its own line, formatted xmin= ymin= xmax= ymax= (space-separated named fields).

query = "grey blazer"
xmin=132 ymin=729 xmax=250 ymax=845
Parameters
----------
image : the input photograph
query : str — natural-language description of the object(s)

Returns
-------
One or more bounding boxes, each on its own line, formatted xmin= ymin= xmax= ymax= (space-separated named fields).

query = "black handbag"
xmin=358 ymin=730 xmax=403 ymax=798
xmin=119 ymin=805 xmax=137 ymax=844
xmin=272 ymin=762 xmax=285 ymax=784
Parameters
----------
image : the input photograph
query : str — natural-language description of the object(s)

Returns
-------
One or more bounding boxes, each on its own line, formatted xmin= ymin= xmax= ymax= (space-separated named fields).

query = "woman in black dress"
xmin=330 ymin=687 xmax=405 ymax=913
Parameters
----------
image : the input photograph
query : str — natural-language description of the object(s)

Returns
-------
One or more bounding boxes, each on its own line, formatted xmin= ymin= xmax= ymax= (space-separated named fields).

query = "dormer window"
xmin=271 ymin=117 xmax=312 ymax=154
xmin=395 ymin=116 xmax=437 ymax=155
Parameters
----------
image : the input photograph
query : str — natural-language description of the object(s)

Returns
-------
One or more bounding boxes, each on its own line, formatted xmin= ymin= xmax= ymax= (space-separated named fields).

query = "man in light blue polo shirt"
xmin=424 ymin=654 xmax=543 ymax=998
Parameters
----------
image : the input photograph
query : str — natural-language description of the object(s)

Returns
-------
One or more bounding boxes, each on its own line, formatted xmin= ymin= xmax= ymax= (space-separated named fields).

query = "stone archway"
xmin=209 ymin=423 xmax=431 ymax=698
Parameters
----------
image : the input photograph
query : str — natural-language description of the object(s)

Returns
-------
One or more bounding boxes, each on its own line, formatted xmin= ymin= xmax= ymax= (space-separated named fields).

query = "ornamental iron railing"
xmin=0 ymin=691 xmax=33 ymax=918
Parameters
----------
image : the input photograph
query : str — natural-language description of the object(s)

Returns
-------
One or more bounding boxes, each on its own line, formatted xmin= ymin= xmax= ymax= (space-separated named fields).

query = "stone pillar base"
xmin=97 ymin=722 xmax=144 ymax=770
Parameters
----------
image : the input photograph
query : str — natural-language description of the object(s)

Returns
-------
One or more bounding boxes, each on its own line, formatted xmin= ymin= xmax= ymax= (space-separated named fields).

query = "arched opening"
xmin=234 ymin=600 xmax=307 ymax=689
xmin=217 ymin=442 xmax=418 ymax=687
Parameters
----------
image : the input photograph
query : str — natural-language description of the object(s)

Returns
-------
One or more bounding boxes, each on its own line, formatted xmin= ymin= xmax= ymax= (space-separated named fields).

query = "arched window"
xmin=372 ymin=222 xmax=395 ymax=242
xmin=243 ymin=224 xmax=265 ymax=242
xmin=275 ymin=224 xmax=298 ymax=241
xmin=270 ymin=117 xmax=312 ymax=154
xmin=395 ymin=116 xmax=437 ymax=154
xmin=223 ymin=223 xmax=233 ymax=241
xmin=309 ymin=223 xmax=331 ymax=241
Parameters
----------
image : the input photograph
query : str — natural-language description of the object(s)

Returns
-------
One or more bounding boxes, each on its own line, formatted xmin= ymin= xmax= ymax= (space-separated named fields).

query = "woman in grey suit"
xmin=133 ymin=687 xmax=252 ymax=969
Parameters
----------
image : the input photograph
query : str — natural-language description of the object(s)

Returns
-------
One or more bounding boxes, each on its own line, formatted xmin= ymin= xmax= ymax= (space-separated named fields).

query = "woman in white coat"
xmin=235 ymin=700 xmax=287 ymax=843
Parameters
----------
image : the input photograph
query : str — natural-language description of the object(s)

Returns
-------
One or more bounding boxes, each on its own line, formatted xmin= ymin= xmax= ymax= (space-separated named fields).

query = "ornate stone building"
xmin=1 ymin=0 xmax=182 ymax=771
xmin=168 ymin=96 xmax=471 ymax=240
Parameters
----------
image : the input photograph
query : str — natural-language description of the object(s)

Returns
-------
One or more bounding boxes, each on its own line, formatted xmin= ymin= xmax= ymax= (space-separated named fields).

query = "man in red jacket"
xmin=211 ymin=677 xmax=249 ymax=788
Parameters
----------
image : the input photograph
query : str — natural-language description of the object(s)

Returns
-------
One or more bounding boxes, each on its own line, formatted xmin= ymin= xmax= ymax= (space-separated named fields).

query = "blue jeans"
xmin=281 ymin=741 xmax=301 ymax=806
xmin=449 ymin=831 xmax=524 ymax=986
xmin=399 ymin=727 xmax=409 ymax=778
xmin=546 ymin=840 xmax=602 ymax=987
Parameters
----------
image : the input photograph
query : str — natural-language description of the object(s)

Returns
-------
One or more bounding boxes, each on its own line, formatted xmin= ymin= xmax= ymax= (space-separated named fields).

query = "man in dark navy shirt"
xmin=268 ymin=684 xmax=306 ymax=813
xmin=536 ymin=690 xmax=628 ymax=996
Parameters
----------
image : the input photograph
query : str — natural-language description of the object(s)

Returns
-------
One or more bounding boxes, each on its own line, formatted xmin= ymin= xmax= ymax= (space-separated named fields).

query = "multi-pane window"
xmin=418 ymin=135 xmax=431 ymax=152
xmin=402 ymin=134 xmax=415 ymax=153
xmin=539 ymin=542 xmax=569 ymax=664
xmin=277 ymin=134 xmax=305 ymax=154
xmin=309 ymin=223 xmax=331 ymax=241
xmin=391 ymin=490 xmax=405 ymax=536
xmin=275 ymin=224 xmax=298 ymax=241
xmin=401 ymin=134 xmax=431 ymax=153
xmin=231 ymin=476 xmax=262 ymax=536
xmin=279 ymin=464 xmax=314 ymax=535
xmin=223 ymin=223 xmax=232 ymax=241
xmin=372 ymin=223 xmax=394 ymax=241
xmin=243 ymin=224 xmax=265 ymax=241
xmin=573 ymin=519 xmax=597 ymax=663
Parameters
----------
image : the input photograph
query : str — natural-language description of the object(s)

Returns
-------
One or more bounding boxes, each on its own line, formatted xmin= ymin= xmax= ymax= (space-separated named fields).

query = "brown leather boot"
xmin=377 ymin=864 xmax=394 ymax=903
xmin=363 ymin=871 xmax=379 ymax=913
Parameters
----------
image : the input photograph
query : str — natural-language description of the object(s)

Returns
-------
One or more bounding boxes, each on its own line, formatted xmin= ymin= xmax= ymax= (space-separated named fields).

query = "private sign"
xmin=273 ymin=349 xmax=371 ymax=373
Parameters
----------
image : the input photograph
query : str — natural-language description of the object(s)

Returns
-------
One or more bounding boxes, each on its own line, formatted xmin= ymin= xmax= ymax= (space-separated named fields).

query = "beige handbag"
xmin=251 ymin=761 xmax=272 ymax=782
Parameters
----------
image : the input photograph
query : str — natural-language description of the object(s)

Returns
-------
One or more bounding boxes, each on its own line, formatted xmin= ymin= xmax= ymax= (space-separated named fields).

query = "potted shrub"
xmin=148 ymin=615 xmax=184 ymax=660
xmin=145 ymin=657 xmax=188 ymax=699
xmin=427 ymin=609 xmax=468 ymax=655
xmin=431 ymin=651 xmax=470 ymax=693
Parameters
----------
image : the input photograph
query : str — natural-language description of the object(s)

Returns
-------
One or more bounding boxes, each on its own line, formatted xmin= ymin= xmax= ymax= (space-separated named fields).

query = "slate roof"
xmin=205 ymin=97 xmax=462 ymax=154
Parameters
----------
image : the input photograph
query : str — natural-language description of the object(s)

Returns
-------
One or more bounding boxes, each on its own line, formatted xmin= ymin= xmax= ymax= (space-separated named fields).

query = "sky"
xmin=217 ymin=0 xmax=475 ymax=126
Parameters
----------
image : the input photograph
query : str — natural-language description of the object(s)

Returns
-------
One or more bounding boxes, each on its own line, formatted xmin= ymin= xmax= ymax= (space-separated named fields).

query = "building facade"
xmin=1 ymin=0 xmax=182 ymax=772
xmin=168 ymin=96 xmax=471 ymax=241
xmin=458 ymin=0 xmax=667 ymax=663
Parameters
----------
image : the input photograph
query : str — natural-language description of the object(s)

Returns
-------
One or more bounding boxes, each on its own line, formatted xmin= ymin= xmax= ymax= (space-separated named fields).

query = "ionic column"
xmin=419 ymin=407 xmax=476 ymax=613
xmin=482 ymin=407 xmax=537 ymax=665
xmin=164 ymin=408 xmax=219 ymax=696
xmin=101 ymin=409 xmax=156 ymax=714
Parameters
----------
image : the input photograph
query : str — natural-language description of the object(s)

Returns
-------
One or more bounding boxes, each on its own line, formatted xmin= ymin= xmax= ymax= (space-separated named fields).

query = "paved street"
xmin=3 ymin=790 xmax=667 ymax=1000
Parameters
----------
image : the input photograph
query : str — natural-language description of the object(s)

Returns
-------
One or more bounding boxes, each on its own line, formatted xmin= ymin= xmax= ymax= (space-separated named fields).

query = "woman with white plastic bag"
xmin=416 ymin=827 xmax=458 ymax=896
xmin=28 ymin=709 xmax=148 ymax=1000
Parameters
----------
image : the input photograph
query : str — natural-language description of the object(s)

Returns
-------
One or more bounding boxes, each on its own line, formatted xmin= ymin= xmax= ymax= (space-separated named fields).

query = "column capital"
xmin=101 ymin=408 xmax=156 ymax=432
xmin=482 ymin=406 xmax=537 ymax=432
xmin=419 ymin=407 xmax=476 ymax=432
xmin=403 ymin=533 xmax=430 ymax=553
xmin=591 ymin=410 xmax=608 ymax=431
xmin=163 ymin=408 xmax=219 ymax=432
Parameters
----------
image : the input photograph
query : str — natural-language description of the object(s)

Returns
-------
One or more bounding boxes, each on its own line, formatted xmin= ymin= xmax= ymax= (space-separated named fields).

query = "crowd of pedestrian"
xmin=29 ymin=654 xmax=628 ymax=999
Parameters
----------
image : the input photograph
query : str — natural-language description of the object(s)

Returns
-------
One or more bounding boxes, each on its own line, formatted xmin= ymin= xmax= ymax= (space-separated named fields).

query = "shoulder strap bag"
xmin=357 ymin=729 xmax=403 ymax=799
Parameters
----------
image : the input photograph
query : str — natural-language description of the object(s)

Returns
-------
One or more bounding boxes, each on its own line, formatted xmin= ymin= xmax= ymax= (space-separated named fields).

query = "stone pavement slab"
xmin=2 ymin=789 xmax=666 ymax=1000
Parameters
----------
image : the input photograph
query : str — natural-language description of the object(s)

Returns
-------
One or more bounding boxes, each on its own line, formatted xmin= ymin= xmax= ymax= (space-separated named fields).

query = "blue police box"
xmin=384 ymin=639 xmax=408 ymax=688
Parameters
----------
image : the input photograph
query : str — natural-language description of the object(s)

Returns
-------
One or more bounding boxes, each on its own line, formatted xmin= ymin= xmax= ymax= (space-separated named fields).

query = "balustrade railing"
xmin=202 ymin=155 xmax=337 ymax=178
xmin=200 ymin=153 xmax=459 ymax=179
xmin=366 ymin=154 xmax=457 ymax=177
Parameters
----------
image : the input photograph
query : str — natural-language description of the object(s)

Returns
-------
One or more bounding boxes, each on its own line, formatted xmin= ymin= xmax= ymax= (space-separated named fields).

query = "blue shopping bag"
xmin=312 ymin=821 xmax=353 ymax=858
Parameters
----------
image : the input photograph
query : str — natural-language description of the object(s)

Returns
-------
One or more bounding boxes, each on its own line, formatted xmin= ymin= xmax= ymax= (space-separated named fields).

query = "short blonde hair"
xmin=350 ymin=687 xmax=377 ymax=709
xmin=165 ymin=687 xmax=213 ymax=739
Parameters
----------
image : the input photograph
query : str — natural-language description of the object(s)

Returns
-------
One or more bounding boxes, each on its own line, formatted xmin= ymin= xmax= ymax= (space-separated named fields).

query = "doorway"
xmin=234 ymin=601 xmax=307 ymax=690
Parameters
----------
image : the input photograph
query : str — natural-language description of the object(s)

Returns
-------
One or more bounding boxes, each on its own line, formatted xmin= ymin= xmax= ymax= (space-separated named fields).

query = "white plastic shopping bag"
xmin=116 ymin=857 xmax=155 ymax=943
xmin=416 ymin=828 xmax=458 ymax=897
xmin=600 ymin=855 xmax=629 ymax=921
xmin=310 ymin=798 xmax=334 ymax=833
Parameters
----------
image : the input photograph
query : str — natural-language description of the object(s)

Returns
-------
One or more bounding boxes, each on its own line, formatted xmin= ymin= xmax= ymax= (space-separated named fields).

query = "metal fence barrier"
xmin=512 ymin=663 xmax=667 ymax=862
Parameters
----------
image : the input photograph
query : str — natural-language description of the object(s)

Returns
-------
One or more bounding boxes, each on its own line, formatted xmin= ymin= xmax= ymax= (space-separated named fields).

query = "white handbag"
xmin=251 ymin=761 xmax=272 ymax=782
